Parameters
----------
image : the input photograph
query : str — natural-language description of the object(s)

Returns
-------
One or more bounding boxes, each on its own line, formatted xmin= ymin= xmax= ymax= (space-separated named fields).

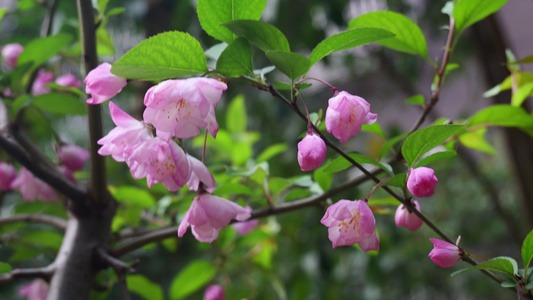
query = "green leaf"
xmin=223 ymin=20 xmax=290 ymax=52
xmin=216 ymin=38 xmax=253 ymax=77
xmin=313 ymin=165 xmax=333 ymax=191
xmin=309 ymin=27 xmax=395 ymax=64
xmin=18 ymin=34 xmax=73 ymax=71
xmin=268 ymin=177 xmax=293 ymax=195
xmin=468 ymin=105 xmax=533 ymax=137
xmin=265 ymin=51 xmax=311 ymax=80
xmin=483 ymin=72 xmax=533 ymax=98
xmin=111 ymin=186 xmax=155 ymax=208
xmin=112 ymin=31 xmax=207 ymax=81
xmin=197 ymin=0 xmax=267 ymax=43
xmin=256 ymin=143 xmax=288 ymax=163
xmin=96 ymin=26 xmax=115 ymax=56
xmin=22 ymin=230 xmax=64 ymax=250
xmin=500 ymin=279 xmax=517 ymax=288
xmin=402 ymin=125 xmax=463 ymax=167
xmin=451 ymin=256 xmax=517 ymax=278
xmin=323 ymin=153 xmax=393 ymax=175
xmin=32 ymin=93 xmax=85 ymax=115
xmin=97 ymin=0 xmax=111 ymax=14
xmin=414 ymin=150 xmax=456 ymax=168
xmin=106 ymin=7 xmax=126 ymax=17
xmin=225 ymin=95 xmax=247 ymax=133
xmin=0 ymin=8 xmax=7 ymax=23
xmin=458 ymin=128 xmax=496 ymax=155
xmin=127 ymin=275 xmax=164 ymax=300
xmin=368 ymin=196 xmax=399 ymax=206
xmin=213 ymin=183 xmax=253 ymax=196
xmin=405 ymin=94 xmax=425 ymax=106
xmin=379 ymin=133 xmax=408 ymax=159
xmin=453 ymin=0 xmax=509 ymax=34
xmin=383 ymin=173 xmax=406 ymax=188
xmin=361 ymin=122 xmax=386 ymax=139
xmin=522 ymin=229 xmax=533 ymax=272
xmin=348 ymin=11 xmax=428 ymax=58
xmin=512 ymin=82 xmax=533 ymax=107
xmin=169 ymin=260 xmax=217 ymax=300
xmin=512 ymin=54 xmax=533 ymax=65
xmin=0 ymin=262 xmax=11 ymax=274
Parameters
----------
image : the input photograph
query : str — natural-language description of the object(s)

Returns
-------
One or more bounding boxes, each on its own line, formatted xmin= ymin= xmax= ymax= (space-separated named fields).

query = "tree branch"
xmin=0 ymin=265 xmax=55 ymax=286
xmin=0 ymin=214 xmax=67 ymax=230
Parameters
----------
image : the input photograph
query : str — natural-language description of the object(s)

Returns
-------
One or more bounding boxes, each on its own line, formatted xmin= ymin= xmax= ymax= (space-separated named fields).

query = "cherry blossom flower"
xmin=203 ymin=285 xmax=225 ymax=300
xmin=2 ymin=43 xmax=23 ymax=69
xmin=178 ymin=193 xmax=251 ymax=243
xmin=31 ymin=69 xmax=53 ymax=95
xmin=297 ymin=132 xmax=327 ymax=171
xmin=186 ymin=154 xmax=215 ymax=191
xmin=407 ymin=167 xmax=438 ymax=198
xmin=18 ymin=278 xmax=49 ymax=300
xmin=394 ymin=200 xmax=423 ymax=231
xmin=97 ymin=102 xmax=152 ymax=162
xmin=428 ymin=238 xmax=464 ymax=268
xmin=143 ymin=78 xmax=227 ymax=140
xmin=57 ymin=143 xmax=90 ymax=172
xmin=11 ymin=168 xmax=56 ymax=202
xmin=84 ymin=62 xmax=127 ymax=105
xmin=0 ymin=162 xmax=17 ymax=190
xmin=55 ymin=74 xmax=81 ymax=89
xmin=320 ymin=199 xmax=379 ymax=251
xmin=232 ymin=206 xmax=258 ymax=235
xmin=325 ymin=91 xmax=377 ymax=144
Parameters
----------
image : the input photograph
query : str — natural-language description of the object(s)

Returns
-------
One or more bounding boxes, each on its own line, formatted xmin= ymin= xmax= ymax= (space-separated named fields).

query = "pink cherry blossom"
xmin=232 ymin=206 xmax=258 ymax=235
xmin=0 ymin=162 xmax=17 ymax=190
xmin=178 ymin=193 xmax=251 ymax=243
xmin=325 ymin=91 xmax=377 ymax=144
xmin=18 ymin=278 xmax=49 ymax=300
xmin=407 ymin=167 xmax=438 ymax=198
xmin=143 ymin=78 xmax=227 ymax=139
xmin=84 ymin=62 xmax=127 ymax=105
xmin=11 ymin=168 xmax=56 ymax=202
xmin=186 ymin=154 xmax=215 ymax=191
xmin=297 ymin=132 xmax=327 ymax=171
xmin=428 ymin=238 xmax=464 ymax=268
xmin=57 ymin=143 xmax=90 ymax=171
xmin=127 ymin=137 xmax=191 ymax=191
xmin=97 ymin=102 xmax=152 ymax=162
xmin=394 ymin=200 xmax=423 ymax=231
xmin=31 ymin=69 xmax=53 ymax=95
xmin=58 ymin=165 xmax=76 ymax=183
xmin=320 ymin=199 xmax=378 ymax=251
xmin=2 ymin=43 xmax=23 ymax=69
xmin=55 ymin=74 xmax=81 ymax=89
xmin=203 ymin=285 xmax=225 ymax=300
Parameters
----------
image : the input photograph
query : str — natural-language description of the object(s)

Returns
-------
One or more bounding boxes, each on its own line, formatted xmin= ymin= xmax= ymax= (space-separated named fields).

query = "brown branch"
xmin=0 ymin=214 xmax=67 ymax=230
xmin=0 ymin=265 xmax=55 ymax=286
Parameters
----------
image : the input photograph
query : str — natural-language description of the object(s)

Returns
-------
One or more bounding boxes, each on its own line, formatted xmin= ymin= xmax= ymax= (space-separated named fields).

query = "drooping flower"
xmin=297 ymin=132 xmax=327 ymax=171
xmin=57 ymin=143 xmax=90 ymax=172
xmin=97 ymin=102 xmax=152 ymax=162
xmin=55 ymin=74 xmax=81 ymax=89
xmin=232 ymin=206 xmax=258 ymax=235
xmin=0 ymin=162 xmax=17 ymax=190
xmin=320 ymin=199 xmax=379 ymax=251
xmin=143 ymin=78 xmax=227 ymax=140
xmin=394 ymin=200 xmax=423 ymax=231
xmin=178 ymin=193 xmax=251 ymax=243
xmin=2 ymin=43 xmax=23 ymax=69
xmin=203 ymin=285 xmax=225 ymax=300
xmin=186 ymin=154 xmax=215 ymax=191
xmin=407 ymin=167 xmax=438 ymax=198
xmin=84 ymin=62 xmax=127 ymax=105
xmin=428 ymin=238 xmax=464 ymax=268
xmin=18 ymin=278 xmax=49 ymax=300
xmin=325 ymin=91 xmax=377 ymax=144
xmin=31 ymin=69 xmax=53 ymax=95
xmin=11 ymin=168 xmax=56 ymax=202
xmin=126 ymin=137 xmax=191 ymax=191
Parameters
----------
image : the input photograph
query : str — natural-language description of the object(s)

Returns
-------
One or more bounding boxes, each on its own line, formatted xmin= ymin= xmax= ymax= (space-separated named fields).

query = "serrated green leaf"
xmin=512 ymin=82 xmax=533 ymax=107
xmin=451 ymin=256 xmax=517 ymax=278
xmin=216 ymin=38 xmax=253 ymax=77
xmin=256 ymin=143 xmax=288 ymax=163
xmin=349 ymin=11 xmax=428 ymax=58
xmin=197 ymin=0 xmax=267 ymax=43
xmin=458 ymin=128 xmax=496 ymax=155
xmin=313 ymin=165 xmax=333 ymax=191
xmin=223 ymin=20 xmax=290 ymax=52
xmin=402 ymin=125 xmax=463 ymax=167
xmin=112 ymin=31 xmax=207 ymax=81
xmin=127 ymin=275 xmax=164 ymax=300
xmin=383 ymin=173 xmax=406 ymax=188
xmin=453 ymin=0 xmax=508 ymax=34
xmin=225 ymin=95 xmax=247 ymax=133
xmin=17 ymin=34 xmax=73 ymax=71
xmin=322 ymin=153 xmax=393 ymax=175
xmin=169 ymin=260 xmax=217 ymax=300
xmin=522 ymin=229 xmax=533 ymax=275
xmin=405 ymin=94 xmax=425 ymax=106
xmin=415 ymin=150 xmax=457 ymax=168
xmin=0 ymin=262 xmax=11 ymax=274
xmin=309 ymin=27 xmax=394 ymax=64
xmin=468 ymin=105 xmax=533 ymax=137
xmin=265 ymin=51 xmax=311 ymax=80
xmin=32 ymin=93 xmax=85 ymax=115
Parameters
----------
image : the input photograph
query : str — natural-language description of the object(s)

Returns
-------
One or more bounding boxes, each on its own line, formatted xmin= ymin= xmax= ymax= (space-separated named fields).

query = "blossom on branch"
xmin=320 ymin=199 xmax=379 ymax=251
xmin=232 ymin=206 xmax=258 ymax=235
xmin=1 ymin=43 xmax=23 ymax=69
xmin=31 ymin=69 xmax=53 ymax=95
xmin=428 ymin=238 xmax=464 ymax=268
xmin=325 ymin=91 xmax=377 ymax=144
xmin=407 ymin=167 xmax=438 ymax=198
xmin=203 ymin=284 xmax=225 ymax=300
xmin=394 ymin=200 xmax=423 ymax=231
xmin=18 ymin=278 xmax=49 ymax=300
xmin=11 ymin=168 xmax=56 ymax=202
xmin=297 ymin=132 xmax=327 ymax=171
xmin=55 ymin=74 xmax=81 ymax=89
xmin=84 ymin=62 xmax=127 ymax=105
xmin=57 ymin=143 xmax=90 ymax=172
xmin=186 ymin=154 xmax=215 ymax=191
xmin=0 ymin=162 xmax=17 ymax=190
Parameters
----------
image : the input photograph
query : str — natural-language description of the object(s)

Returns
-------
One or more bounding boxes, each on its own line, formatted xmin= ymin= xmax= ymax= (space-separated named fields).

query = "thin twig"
xmin=0 ymin=214 xmax=67 ymax=230
xmin=95 ymin=247 xmax=136 ymax=300
xmin=0 ymin=265 xmax=55 ymax=286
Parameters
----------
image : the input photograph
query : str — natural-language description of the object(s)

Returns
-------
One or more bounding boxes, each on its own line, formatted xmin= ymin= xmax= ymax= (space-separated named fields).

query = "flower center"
xmin=338 ymin=209 xmax=361 ymax=234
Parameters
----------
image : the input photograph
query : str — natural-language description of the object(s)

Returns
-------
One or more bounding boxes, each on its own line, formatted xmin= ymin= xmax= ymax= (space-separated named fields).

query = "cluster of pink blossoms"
xmin=88 ymin=63 xmax=252 ymax=242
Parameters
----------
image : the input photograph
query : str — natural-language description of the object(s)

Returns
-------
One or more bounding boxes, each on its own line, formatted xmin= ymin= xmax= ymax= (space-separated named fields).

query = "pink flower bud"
xmin=407 ymin=167 xmax=438 ymax=198
xmin=428 ymin=238 xmax=464 ymax=268
xmin=394 ymin=200 xmax=423 ymax=231
xmin=203 ymin=285 xmax=225 ymax=300
xmin=232 ymin=206 xmax=258 ymax=235
xmin=2 ymin=43 xmax=23 ymax=69
xmin=57 ymin=143 xmax=90 ymax=172
xmin=297 ymin=132 xmax=327 ymax=171
xmin=31 ymin=69 xmax=53 ymax=95
xmin=55 ymin=74 xmax=81 ymax=89
xmin=0 ymin=162 xmax=17 ymax=190
xmin=84 ymin=62 xmax=127 ymax=105
xmin=18 ymin=278 xmax=49 ymax=300
xmin=325 ymin=91 xmax=377 ymax=144
xmin=11 ymin=168 xmax=56 ymax=202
